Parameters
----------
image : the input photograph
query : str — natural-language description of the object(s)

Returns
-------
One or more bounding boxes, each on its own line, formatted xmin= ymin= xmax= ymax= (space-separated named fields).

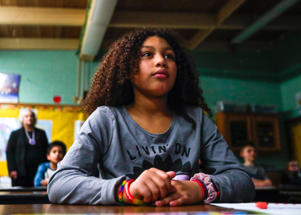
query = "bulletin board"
xmin=0 ymin=103 xmax=86 ymax=176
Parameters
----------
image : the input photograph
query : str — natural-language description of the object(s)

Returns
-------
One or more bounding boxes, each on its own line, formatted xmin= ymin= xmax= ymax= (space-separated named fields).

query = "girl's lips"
xmin=153 ymin=73 xmax=169 ymax=78
xmin=153 ymin=70 xmax=169 ymax=79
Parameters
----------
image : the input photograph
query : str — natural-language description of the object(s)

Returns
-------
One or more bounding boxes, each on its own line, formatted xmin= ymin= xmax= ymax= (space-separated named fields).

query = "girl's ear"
xmin=46 ymin=154 xmax=51 ymax=161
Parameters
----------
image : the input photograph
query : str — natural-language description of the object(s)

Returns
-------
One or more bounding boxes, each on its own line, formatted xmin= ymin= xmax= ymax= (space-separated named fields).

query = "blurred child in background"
xmin=282 ymin=160 xmax=301 ymax=186
xmin=240 ymin=144 xmax=272 ymax=188
xmin=34 ymin=141 xmax=66 ymax=187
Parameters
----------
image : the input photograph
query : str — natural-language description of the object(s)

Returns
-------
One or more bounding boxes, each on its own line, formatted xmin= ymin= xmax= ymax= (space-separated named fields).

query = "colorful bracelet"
xmin=191 ymin=179 xmax=208 ymax=200
xmin=191 ymin=173 xmax=219 ymax=203
xmin=124 ymin=179 xmax=144 ymax=205
xmin=118 ymin=180 xmax=127 ymax=203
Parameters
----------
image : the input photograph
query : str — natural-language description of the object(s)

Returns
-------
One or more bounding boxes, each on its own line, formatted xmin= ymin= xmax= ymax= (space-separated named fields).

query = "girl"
xmin=48 ymin=28 xmax=255 ymax=206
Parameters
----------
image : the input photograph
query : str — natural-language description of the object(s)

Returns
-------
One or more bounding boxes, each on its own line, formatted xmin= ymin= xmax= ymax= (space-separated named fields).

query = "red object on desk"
xmin=256 ymin=201 xmax=268 ymax=209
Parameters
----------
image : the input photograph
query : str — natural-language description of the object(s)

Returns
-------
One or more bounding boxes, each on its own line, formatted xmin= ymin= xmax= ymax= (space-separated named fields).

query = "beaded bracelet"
xmin=118 ymin=180 xmax=127 ymax=203
xmin=124 ymin=179 xmax=144 ymax=205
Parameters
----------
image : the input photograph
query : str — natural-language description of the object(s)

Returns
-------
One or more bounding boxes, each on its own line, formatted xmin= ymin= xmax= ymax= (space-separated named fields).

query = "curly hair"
xmin=83 ymin=28 xmax=212 ymax=123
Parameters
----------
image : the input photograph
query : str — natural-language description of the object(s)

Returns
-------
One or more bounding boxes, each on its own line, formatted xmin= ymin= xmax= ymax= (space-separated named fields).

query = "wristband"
xmin=118 ymin=180 xmax=127 ymax=203
xmin=124 ymin=179 xmax=144 ymax=205
xmin=191 ymin=173 xmax=219 ymax=203
xmin=191 ymin=179 xmax=208 ymax=200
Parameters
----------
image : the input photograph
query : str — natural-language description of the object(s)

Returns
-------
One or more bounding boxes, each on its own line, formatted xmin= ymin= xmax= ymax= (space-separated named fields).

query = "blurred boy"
xmin=240 ymin=144 xmax=272 ymax=188
xmin=34 ymin=141 xmax=66 ymax=187
xmin=282 ymin=160 xmax=301 ymax=185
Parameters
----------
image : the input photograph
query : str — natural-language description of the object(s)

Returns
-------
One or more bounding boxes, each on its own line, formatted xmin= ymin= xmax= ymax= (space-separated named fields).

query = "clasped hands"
xmin=119 ymin=168 xmax=204 ymax=206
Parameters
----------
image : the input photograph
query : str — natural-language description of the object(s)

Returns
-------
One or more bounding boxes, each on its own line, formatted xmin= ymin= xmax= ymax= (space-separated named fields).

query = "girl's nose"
xmin=154 ymin=53 xmax=166 ymax=67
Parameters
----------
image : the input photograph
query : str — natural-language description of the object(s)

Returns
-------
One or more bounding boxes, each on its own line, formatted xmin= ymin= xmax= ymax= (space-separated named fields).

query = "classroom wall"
xmin=193 ymin=32 xmax=301 ymax=114
xmin=85 ymin=60 xmax=99 ymax=91
xmin=280 ymin=73 xmax=301 ymax=112
xmin=192 ymin=47 xmax=291 ymax=168
xmin=199 ymin=75 xmax=282 ymax=114
xmin=277 ymin=33 xmax=301 ymax=117
xmin=199 ymin=75 xmax=288 ymax=168
xmin=273 ymin=32 xmax=301 ymax=78
xmin=0 ymin=51 xmax=78 ymax=104
xmin=192 ymin=51 xmax=276 ymax=81
xmin=1 ymin=49 xmax=294 ymax=115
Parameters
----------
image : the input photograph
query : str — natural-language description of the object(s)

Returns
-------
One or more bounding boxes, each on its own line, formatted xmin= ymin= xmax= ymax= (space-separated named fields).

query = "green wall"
xmin=200 ymin=75 xmax=282 ymax=114
xmin=278 ymin=33 xmax=301 ymax=117
xmin=192 ymin=51 xmax=277 ymax=81
xmin=0 ymin=50 xmax=286 ymax=114
xmin=281 ymin=73 xmax=301 ymax=112
xmin=0 ymin=51 xmax=78 ymax=104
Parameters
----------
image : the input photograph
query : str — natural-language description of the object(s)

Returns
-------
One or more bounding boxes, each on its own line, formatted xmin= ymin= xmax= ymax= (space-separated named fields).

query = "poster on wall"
xmin=0 ymin=118 xmax=19 ymax=161
xmin=36 ymin=120 xmax=52 ymax=142
xmin=0 ymin=73 xmax=21 ymax=103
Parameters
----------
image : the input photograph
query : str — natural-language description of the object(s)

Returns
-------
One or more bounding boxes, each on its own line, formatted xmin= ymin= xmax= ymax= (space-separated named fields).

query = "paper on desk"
xmin=211 ymin=203 xmax=301 ymax=215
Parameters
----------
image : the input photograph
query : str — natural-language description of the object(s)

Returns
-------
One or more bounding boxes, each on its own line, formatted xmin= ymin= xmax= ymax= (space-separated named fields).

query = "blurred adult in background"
xmin=6 ymin=109 xmax=48 ymax=187
xmin=240 ymin=144 xmax=272 ymax=188
xmin=282 ymin=160 xmax=301 ymax=186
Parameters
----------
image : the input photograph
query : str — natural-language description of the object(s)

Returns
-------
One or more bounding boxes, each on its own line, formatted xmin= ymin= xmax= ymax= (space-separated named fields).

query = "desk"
xmin=0 ymin=187 xmax=46 ymax=192
xmin=0 ymin=187 xmax=49 ymax=204
xmin=255 ymin=186 xmax=283 ymax=202
xmin=4 ymin=203 xmax=300 ymax=215
xmin=0 ymin=191 xmax=49 ymax=204
xmin=0 ymin=204 xmax=243 ymax=214
xmin=255 ymin=185 xmax=301 ymax=203
xmin=279 ymin=185 xmax=301 ymax=203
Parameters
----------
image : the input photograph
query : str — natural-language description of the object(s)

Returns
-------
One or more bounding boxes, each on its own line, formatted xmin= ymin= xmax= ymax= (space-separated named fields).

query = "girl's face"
xmin=131 ymin=36 xmax=177 ymax=98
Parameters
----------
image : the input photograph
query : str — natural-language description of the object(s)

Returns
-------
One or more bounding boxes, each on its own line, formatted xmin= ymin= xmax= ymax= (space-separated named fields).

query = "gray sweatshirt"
xmin=48 ymin=106 xmax=255 ymax=204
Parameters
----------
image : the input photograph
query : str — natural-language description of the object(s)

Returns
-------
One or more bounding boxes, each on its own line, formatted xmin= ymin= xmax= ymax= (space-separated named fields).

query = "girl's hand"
xmin=129 ymin=168 xmax=176 ymax=203
xmin=155 ymin=180 xmax=203 ymax=206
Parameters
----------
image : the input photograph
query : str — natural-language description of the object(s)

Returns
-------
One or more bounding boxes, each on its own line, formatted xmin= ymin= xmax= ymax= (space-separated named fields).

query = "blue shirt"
xmin=34 ymin=162 xmax=50 ymax=187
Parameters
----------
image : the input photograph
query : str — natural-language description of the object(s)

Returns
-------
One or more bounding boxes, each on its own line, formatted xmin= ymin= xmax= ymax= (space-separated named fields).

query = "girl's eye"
xmin=164 ymin=54 xmax=175 ymax=60
xmin=141 ymin=52 xmax=152 ymax=57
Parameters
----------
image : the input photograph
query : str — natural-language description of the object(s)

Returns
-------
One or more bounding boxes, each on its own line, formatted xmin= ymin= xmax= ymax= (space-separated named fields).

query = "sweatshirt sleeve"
xmin=199 ymin=112 xmax=255 ymax=203
xmin=47 ymin=107 xmax=125 ymax=205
